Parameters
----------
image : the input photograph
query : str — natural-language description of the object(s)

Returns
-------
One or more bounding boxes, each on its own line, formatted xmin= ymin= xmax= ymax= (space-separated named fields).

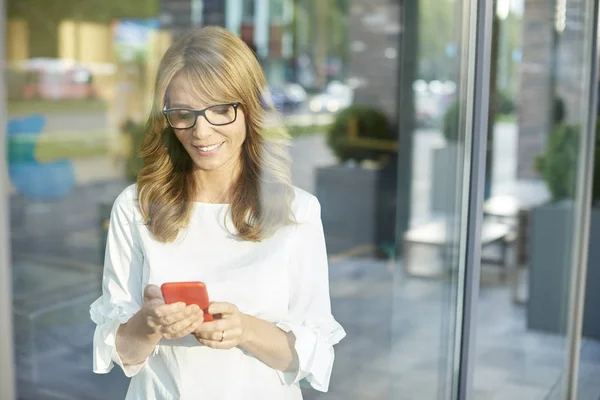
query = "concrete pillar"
xmin=145 ymin=30 xmax=173 ymax=111
xmin=314 ymin=0 xmax=327 ymax=89
xmin=517 ymin=0 xmax=554 ymax=178
xmin=226 ymin=0 xmax=243 ymax=34
xmin=79 ymin=22 xmax=111 ymax=64
xmin=255 ymin=0 xmax=269 ymax=59
xmin=58 ymin=21 xmax=78 ymax=60
xmin=282 ymin=0 xmax=293 ymax=58
xmin=6 ymin=18 xmax=28 ymax=61
xmin=347 ymin=0 xmax=401 ymax=122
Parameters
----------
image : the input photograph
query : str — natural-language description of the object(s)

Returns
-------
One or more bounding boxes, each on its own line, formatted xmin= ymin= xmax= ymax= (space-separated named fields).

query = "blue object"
xmin=7 ymin=114 xmax=75 ymax=201
xmin=7 ymin=114 xmax=45 ymax=163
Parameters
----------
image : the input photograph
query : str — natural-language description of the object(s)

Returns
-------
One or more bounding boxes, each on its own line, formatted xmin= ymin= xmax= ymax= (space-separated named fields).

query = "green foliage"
xmin=289 ymin=0 xmax=349 ymax=77
xmin=535 ymin=124 xmax=580 ymax=202
xmin=553 ymin=97 xmax=566 ymax=125
xmin=326 ymin=106 xmax=393 ymax=163
xmin=496 ymin=90 xmax=515 ymax=115
xmin=8 ymin=0 xmax=159 ymax=58
xmin=419 ymin=0 xmax=454 ymax=79
xmin=443 ymin=91 xmax=514 ymax=142
xmin=536 ymin=120 xmax=600 ymax=204
xmin=8 ymin=0 xmax=159 ymax=23
xmin=443 ymin=101 xmax=461 ymax=142
xmin=532 ymin=110 xmax=600 ymax=205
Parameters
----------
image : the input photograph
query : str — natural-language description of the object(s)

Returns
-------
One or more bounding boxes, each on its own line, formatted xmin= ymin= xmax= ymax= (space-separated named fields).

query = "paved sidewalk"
xmin=13 ymin=252 xmax=600 ymax=400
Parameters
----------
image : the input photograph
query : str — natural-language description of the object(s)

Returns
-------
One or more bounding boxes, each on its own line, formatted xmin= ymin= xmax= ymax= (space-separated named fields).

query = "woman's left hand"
xmin=192 ymin=302 xmax=251 ymax=349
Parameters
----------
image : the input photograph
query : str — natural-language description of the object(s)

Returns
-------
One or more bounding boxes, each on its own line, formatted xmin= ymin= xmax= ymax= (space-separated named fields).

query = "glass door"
xmin=470 ymin=0 xmax=600 ymax=399
xmin=394 ymin=0 xmax=600 ymax=398
xmin=393 ymin=0 xmax=495 ymax=398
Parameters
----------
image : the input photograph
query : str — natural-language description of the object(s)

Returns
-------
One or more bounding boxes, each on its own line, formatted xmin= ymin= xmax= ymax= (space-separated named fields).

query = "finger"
xmin=162 ymin=310 xmax=203 ymax=337
xmin=164 ymin=319 xmax=199 ymax=339
xmin=207 ymin=302 xmax=237 ymax=316
xmin=193 ymin=329 xmax=227 ymax=341
xmin=196 ymin=338 xmax=237 ymax=350
xmin=159 ymin=304 xmax=201 ymax=325
xmin=192 ymin=318 xmax=231 ymax=333
xmin=152 ymin=302 xmax=188 ymax=318
xmin=145 ymin=297 xmax=165 ymax=309
xmin=188 ymin=316 xmax=205 ymax=334
xmin=144 ymin=285 xmax=163 ymax=301
xmin=192 ymin=325 xmax=241 ymax=338
xmin=144 ymin=316 xmax=162 ymax=334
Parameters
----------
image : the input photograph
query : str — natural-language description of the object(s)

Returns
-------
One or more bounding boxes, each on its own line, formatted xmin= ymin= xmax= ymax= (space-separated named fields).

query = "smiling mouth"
xmin=194 ymin=142 xmax=224 ymax=152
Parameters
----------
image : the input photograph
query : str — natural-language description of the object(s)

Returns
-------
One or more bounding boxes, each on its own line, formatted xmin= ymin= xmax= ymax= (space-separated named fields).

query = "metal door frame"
xmin=564 ymin=0 xmax=600 ymax=398
xmin=453 ymin=0 xmax=494 ymax=398
xmin=1 ymin=0 xmax=17 ymax=397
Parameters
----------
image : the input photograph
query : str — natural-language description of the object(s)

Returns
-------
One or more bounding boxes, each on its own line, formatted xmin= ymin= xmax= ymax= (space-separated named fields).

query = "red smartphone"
xmin=160 ymin=281 xmax=213 ymax=322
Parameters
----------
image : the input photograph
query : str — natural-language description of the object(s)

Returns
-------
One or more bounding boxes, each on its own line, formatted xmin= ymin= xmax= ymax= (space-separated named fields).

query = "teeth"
xmin=197 ymin=143 xmax=222 ymax=152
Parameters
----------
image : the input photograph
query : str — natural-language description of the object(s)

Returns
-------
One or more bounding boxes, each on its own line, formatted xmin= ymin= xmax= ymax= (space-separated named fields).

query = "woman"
xmin=90 ymin=26 xmax=345 ymax=399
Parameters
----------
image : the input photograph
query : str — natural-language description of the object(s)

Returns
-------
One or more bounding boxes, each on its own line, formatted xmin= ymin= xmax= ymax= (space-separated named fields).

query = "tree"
xmin=8 ymin=0 xmax=159 ymax=23
xmin=418 ymin=0 xmax=455 ymax=80
xmin=7 ymin=0 xmax=160 ymax=58
xmin=287 ymin=0 xmax=348 ymax=87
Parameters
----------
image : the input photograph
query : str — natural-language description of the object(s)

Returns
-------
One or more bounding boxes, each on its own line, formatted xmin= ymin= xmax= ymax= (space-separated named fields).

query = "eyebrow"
xmin=169 ymin=103 xmax=194 ymax=108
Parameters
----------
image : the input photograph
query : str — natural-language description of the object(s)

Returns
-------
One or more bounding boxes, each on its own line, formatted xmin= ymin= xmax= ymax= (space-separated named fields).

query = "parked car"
xmin=309 ymin=80 xmax=354 ymax=113
xmin=413 ymin=79 xmax=457 ymax=127
xmin=13 ymin=58 xmax=100 ymax=100
xmin=268 ymin=83 xmax=307 ymax=112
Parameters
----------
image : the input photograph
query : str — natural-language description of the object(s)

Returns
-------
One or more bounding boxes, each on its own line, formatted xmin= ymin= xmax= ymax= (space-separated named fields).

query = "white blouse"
xmin=89 ymin=184 xmax=345 ymax=400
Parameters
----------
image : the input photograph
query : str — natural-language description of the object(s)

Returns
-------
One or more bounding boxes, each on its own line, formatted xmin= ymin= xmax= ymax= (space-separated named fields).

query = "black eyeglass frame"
xmin=162 ymin=102 xmax=241 ymax=129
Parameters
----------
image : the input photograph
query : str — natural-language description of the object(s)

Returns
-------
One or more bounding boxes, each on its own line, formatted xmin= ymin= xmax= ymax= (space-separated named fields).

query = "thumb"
xmin=144 ymin=284 xmax=163 ymax=302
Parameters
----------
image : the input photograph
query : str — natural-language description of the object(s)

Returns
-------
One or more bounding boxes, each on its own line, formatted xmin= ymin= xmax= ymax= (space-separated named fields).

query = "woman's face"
xmin=165 ymin=74 xmax=247 ymax=173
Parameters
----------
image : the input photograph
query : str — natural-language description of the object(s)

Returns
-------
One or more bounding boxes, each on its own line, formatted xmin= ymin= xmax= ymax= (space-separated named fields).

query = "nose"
xmin=192 ymin=114 xmax=213 ymax=139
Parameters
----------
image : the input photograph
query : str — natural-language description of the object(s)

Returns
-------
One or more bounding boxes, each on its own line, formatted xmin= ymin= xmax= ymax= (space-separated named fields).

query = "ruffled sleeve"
xmin=89 ymin=187 xmax=151 ymax=377
xmin=276 ymin=195 xmax=346 ymax=392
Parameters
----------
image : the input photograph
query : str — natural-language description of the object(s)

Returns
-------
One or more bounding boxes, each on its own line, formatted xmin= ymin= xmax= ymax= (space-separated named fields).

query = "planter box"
xmin=527 ymin=201 xmax=573 ymax=334
xmin=431 ymin=144 xmax=459 ymax=216
xmin=583 ymin=209 xmax=600 ymax=339
xmin=528 ymin=202 xmax=600 ymax=340
xmin=315 ymin=161 xmax=397 ymax=255
xmin=431 ymin=144 xmax=492 ymax=216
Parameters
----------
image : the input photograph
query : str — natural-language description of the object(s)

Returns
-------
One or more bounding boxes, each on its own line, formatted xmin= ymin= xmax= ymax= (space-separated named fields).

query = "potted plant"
xmin=315 ymin=105 xmax=397 ymax=255
xmin=583 ymin=119 xmax=600 ymax=339
xmin=527 ymin=121 xmax=600 ymax=340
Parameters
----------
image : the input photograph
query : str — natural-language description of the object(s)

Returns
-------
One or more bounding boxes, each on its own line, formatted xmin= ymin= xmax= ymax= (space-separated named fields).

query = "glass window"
xmin=2 ymin=0 xmax=599 ymax=399
xmin=242 ymin=0 xmax=255 ymax=20
xmin=270 ymin=0 xmax=283 ymax=20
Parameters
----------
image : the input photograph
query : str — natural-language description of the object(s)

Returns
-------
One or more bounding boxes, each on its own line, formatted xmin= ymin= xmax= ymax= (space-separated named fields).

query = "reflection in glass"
xmin=472 ymin=0 xmax=600 ymax=398
xmin=4 ymin=0 xmax=600 ymax=399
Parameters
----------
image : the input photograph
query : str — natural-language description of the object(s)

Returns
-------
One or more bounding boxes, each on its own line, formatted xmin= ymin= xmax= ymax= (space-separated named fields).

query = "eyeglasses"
xmin=163 ymin=102 xmax=240 ymax=129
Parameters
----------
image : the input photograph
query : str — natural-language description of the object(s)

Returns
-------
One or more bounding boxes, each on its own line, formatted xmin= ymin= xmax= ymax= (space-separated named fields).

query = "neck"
xmin=193 ymin=158 xmax=242 ymax=204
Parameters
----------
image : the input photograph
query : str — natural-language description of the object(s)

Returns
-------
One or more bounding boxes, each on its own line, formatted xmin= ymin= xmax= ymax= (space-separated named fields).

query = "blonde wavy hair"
xmin=137 ymin=26 xmax=295 ymax=243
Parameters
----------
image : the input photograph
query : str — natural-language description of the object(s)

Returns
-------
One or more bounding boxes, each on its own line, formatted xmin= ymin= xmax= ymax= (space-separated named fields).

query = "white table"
xmin=403 ymin=219 xmax=513 ymax=278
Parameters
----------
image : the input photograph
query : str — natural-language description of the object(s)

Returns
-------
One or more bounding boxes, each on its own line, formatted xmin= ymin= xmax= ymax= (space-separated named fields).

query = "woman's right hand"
xmin=138 ymin=284 xmax=205 ymax=340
